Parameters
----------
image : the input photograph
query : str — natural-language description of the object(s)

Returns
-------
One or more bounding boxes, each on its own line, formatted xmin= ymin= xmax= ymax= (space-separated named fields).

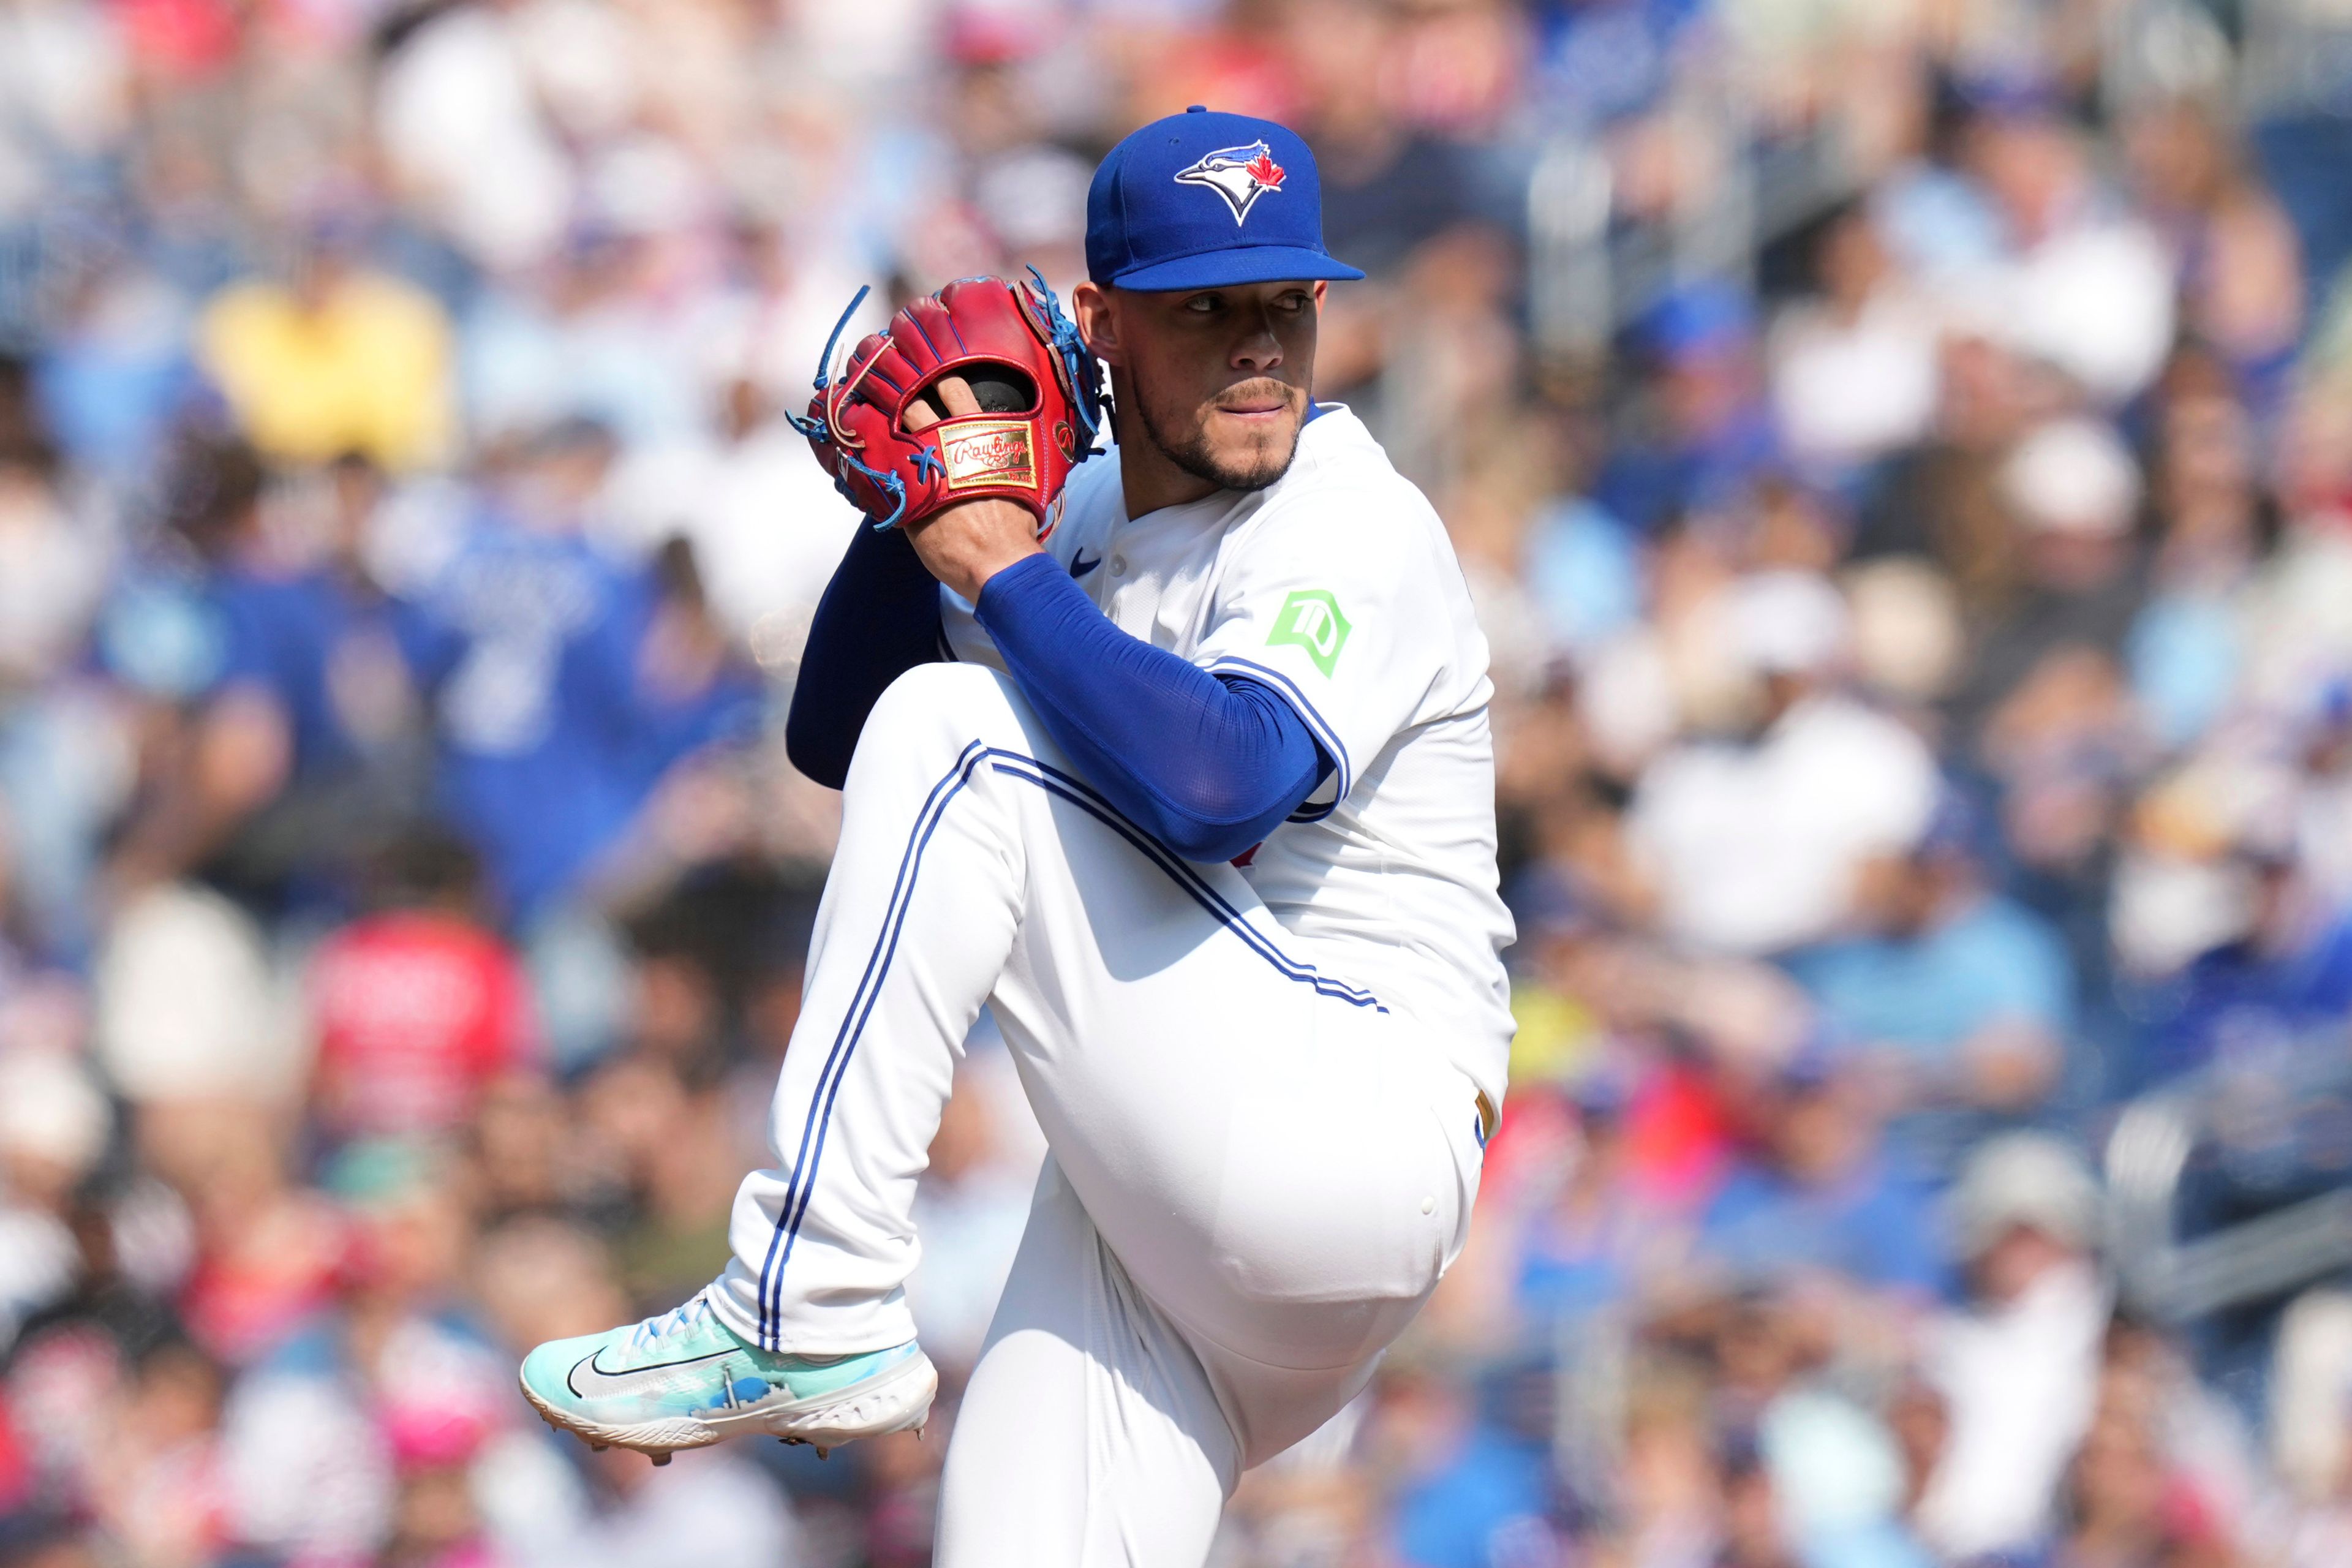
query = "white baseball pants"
xmin=709 ymin=663 xmax=1484 ymax=1566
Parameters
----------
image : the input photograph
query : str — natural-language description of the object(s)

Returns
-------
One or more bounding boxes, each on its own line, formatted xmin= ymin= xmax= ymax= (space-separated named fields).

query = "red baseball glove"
xmin=797 ymin=270 xmax=1104 ymax=534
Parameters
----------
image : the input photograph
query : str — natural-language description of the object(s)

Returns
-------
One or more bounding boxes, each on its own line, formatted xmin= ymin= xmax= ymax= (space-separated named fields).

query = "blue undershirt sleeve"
xmin=974 ymin=552 xmax=1330 ymax=862
xmin=785 ymin=523 xmax=943 ymax=789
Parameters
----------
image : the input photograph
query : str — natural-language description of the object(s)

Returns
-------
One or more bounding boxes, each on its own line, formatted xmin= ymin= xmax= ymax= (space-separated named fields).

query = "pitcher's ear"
xmin=1071 ymin=282 xmax=1121 ymax=368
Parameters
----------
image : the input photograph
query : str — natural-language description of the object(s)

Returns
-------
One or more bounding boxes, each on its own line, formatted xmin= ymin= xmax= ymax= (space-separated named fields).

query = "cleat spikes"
xmin=815 ymin=1446 xmax=831 ymax=1460
xmin=649 ymin=1452 xmax=673 ymax=1467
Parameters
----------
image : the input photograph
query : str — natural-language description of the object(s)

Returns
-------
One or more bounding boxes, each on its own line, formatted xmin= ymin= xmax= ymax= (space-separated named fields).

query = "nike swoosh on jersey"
xmin=567 ymin=1348 xmax=736 ymax=1401
xmin=1070 ymin=551 xmax=1102 ymax=577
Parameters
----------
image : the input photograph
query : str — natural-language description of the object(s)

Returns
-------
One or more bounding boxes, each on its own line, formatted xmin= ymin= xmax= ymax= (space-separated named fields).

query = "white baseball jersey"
xmin=940 ymin=404 xmax=1517 ymax=1100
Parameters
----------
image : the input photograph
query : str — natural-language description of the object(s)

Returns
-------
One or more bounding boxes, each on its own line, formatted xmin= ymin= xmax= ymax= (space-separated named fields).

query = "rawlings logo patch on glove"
xmin=793 ymin=270 xmax=1105 ymax=533
xmin=938 ymin=420 xmax=1036 ymax=491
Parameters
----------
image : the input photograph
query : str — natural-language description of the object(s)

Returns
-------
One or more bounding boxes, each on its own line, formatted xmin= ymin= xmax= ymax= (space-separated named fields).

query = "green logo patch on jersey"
xmin=1267 ymin=589 xmax=1352 ymax=677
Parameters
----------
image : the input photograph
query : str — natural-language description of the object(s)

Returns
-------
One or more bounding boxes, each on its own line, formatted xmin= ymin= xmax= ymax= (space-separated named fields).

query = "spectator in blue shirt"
xmin=1378 ymin=1359 xmax=1559 ymax=1568
xmin=1593 ymin=283 xmax=1785 ymax=536
xmin=206 ymin=453 xmax=421 ymax=785
xmin=399 ymin=420 xmax=761 ymax=921
xmin=1698 ymin=1046 xmax=1950 ymax=1298
xmin=108 ymin=440 xmax=424 ymax=918
xmin=1512 ymin=1072 xmax=1653 ymax=1331
xmin=1784 ymin=795 xmax=2076 ymax=1175
xmin=2135 ymin=846 xmax=2352 ymax=1091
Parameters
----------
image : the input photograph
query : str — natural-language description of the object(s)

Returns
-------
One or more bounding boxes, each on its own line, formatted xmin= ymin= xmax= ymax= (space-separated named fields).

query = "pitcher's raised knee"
xmin=850 ymin=663 xmax=1037 ymax=777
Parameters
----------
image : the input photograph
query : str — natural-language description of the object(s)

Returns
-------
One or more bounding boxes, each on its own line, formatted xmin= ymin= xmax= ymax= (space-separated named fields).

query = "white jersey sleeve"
xmin=1193 ymin=484 xmax=1449 ymax=822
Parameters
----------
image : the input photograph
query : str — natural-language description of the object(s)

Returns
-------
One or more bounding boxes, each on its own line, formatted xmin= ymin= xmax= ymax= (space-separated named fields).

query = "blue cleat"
xmin=518 ymin=1290 xmax=935 ymax=1464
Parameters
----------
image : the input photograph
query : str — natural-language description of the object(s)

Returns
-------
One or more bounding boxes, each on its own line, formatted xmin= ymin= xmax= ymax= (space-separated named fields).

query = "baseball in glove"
xmin=794 ymin=268 xmax=1105 ymax=533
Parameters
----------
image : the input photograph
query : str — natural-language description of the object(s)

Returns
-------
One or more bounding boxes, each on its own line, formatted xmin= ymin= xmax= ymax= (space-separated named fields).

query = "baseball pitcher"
xmin=521 ymin=107 xmax=1515 ymax=1564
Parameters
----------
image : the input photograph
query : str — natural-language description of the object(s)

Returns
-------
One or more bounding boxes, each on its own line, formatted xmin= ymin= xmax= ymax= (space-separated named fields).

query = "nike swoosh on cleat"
xmin=1070 ymin=551 xmax=1102 ymax=577
xmin=567 ymin=1348 xmax=738 ymax=1401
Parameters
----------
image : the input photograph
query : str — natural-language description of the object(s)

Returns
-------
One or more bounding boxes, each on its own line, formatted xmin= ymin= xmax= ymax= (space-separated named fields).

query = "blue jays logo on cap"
xmin=1174 ymin=141 xmax=1287 ymax=225
xmin=1085 ymin=107 xmax=1364 ymax=292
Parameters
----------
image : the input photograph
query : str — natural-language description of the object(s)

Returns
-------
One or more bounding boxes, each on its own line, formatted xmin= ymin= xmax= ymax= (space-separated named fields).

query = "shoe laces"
xmin=629 ymin=1289 xmax=715 ymax=1351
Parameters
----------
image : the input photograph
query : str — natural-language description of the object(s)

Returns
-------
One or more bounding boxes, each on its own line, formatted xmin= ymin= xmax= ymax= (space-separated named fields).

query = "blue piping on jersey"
xmin=1202 ymin=655 xmax=1353 ymax=822
xmin=984 ymin=751 xmax=1383 ymax=1010
xmin=758 ymin=740 xmax=989 ymax=1346
xmin=755 ymin=740 xmax=1384 ymax=1344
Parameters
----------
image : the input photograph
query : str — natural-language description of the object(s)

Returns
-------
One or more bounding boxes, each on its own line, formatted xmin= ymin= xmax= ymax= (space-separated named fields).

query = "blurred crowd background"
xmin=12 ymin=0 xmax=2352 ymax=1564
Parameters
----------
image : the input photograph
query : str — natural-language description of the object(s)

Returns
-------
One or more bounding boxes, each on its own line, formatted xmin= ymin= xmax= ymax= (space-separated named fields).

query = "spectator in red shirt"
xmin=307 ymin=834 xmax=540 ymax=1145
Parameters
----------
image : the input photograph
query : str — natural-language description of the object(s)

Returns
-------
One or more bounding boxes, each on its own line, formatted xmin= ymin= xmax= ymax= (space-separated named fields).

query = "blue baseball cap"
xmin=1085 ymin=107 xmax=1365 ymax=292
